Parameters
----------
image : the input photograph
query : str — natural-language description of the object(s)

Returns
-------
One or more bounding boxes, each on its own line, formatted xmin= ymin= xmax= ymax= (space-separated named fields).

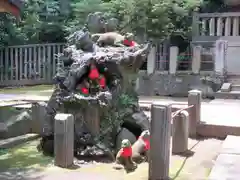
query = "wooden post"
xmin=172 ymin=110 xmax=189 ymax=154
xmin=188 ymin=90 xmax=201 ymax=138
xmin=169 ymin=46 xmax=179 ymax=74
xmin=54 ymin=113 xmax=74 ymax=168
xmin=149 ymin=104 xmax=172 ymax=180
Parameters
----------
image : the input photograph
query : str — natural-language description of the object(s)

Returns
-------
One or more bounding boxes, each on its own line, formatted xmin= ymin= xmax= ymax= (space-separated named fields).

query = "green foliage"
xmin=109 ymin=0 xmax=201 ymax=41
xmin=0 ymin=0 xmax=222 ymax=47
xmin=99 ymin=93 xmax=137 ymax=147
xmin=0 ymin=0 xmax=68 ymax=47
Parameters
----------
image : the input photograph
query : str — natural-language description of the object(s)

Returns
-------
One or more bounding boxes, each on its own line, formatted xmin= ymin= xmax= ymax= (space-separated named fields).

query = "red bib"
xmin=99 ymin=76 xmax=106 ymax=88
xmin=123 ymin=39 xmax=135 ymax=47
xmin=89 ymin=68 xmax=100 ymax=80
xmin=139 ymin=137 xmax=150 ymax=150
xmin=81 ymin=87 xmax=89 ymax=95
xmin=120 ymin=147 xmax=132 ymax=157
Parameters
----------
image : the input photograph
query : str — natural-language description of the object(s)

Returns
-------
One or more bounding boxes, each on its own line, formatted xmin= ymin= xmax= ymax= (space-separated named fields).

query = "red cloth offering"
xmin=120 ymin=147 xmax=132 ymax=157
xmin=81 ymin=87 xmax=89 ymax=95
xmin=139 ymin=137 xmax=150 ymax=151
xmin=123 ymin=39 xmax=135 ymax=47
xmin=89 ymin=68 xmax=100 ymax=80
xmin=99 ymin=76 xmax=106 ymax=88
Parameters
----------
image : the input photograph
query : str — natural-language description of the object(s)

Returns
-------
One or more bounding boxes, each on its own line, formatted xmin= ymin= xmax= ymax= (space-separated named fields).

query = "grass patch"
xmin=0 ymin=139 xmax=53 ymax=171
xmin=0 ymin=139 xmax=188 ymax=179
xmin=0 ymin=85 xmax=54 ymax=94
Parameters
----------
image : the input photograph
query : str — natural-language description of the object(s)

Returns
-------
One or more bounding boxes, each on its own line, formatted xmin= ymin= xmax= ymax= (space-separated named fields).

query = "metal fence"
xmin=0 ymin=43 xmax=65 ymax=87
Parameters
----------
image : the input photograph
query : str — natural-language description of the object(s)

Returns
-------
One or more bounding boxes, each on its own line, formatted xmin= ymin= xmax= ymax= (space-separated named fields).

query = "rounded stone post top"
xmin=188 ymin=89 xmax=202 ymax=94
xmin=151 ymin=102 xmax=171 ymax=107
xmin=55 ymin=113 xmax=74 ymax=121
xmin=170 ymin=46 xmax=179 ymax=50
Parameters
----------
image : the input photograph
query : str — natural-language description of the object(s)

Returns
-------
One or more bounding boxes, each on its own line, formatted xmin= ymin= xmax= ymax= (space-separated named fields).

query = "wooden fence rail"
xmin=0 ymin=43 xmax=65 ymax=87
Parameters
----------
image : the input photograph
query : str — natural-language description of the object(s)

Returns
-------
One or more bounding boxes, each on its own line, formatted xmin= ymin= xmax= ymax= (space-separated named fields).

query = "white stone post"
xmin=172 ymin=110 xmax=189 ymax=154
xmin=215 ymin=40 xmax=228 ymax=76
xmin=169 ymin=46 xmax=179 ymax=74
xmin=147 ymin=45 xmax=156 ymax=75
xmin=188 ymin=90 xmax=202 ymax=138
xmin=192 ymin=46 xmax=202 ymax=74
xmin=149 ymin=104 xmax=172 ymax=180
xmin=54 ymin=113 xmax=74 ymax=168
xmin=31 ymin=102 xmax=49 ymax=135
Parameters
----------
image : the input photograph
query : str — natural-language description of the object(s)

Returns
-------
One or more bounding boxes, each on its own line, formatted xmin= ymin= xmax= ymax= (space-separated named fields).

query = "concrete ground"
xmin=0 ymin=138 xmax=223 ymax=180
xmin=209 ymin=136 xmax=240 ymax=180
xmin=140 ymin=96 xmax=240 ymax=127
xmin=1 ymin=92 xmax=240 ymax=127
xmin=0 ymin=86 xmax=235 ymax=179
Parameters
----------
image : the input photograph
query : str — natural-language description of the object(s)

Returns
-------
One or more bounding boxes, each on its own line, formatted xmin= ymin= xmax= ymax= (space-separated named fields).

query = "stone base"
xmin=137 ymin=71 xmax=223 ymax=98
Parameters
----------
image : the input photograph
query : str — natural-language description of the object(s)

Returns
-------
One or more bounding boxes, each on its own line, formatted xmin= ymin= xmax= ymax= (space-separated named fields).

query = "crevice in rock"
xmin=121 ymin=121 xmax=142 ymax=138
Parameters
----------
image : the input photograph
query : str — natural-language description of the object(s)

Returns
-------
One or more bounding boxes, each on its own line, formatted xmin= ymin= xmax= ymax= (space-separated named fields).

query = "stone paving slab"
xmin=208 ymin=154 xmax=240 ymax=180
xmin=209 ymin=136 xmax=240 ymax=180
xmin=221 ymin=135 xmax=240 ymax=155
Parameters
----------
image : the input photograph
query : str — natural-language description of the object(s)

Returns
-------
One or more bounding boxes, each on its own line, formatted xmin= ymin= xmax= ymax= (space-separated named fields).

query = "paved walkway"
xmin=1 ymin=94 xmax=240 ymax=127
xmin=30 ymin=171 xmax=121 ymax=180
xmin=209 ymin=135 xmax=240 ymax=180
xmin=140 ymin=97 xmax=240 ymax=127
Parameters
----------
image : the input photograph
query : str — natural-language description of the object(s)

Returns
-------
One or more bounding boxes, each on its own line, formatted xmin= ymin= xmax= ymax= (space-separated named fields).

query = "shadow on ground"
xmin=0 ymin=138 xmax=222 ymax=180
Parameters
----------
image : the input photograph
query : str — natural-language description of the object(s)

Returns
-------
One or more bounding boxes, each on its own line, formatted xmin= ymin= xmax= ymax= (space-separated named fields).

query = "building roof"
xmin=8 ymin=0 xmax=24 ymax=11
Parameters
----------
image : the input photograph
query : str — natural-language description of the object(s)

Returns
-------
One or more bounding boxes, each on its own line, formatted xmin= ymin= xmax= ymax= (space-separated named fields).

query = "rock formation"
xmin=38 ymin=13 xmax=151 ymax=158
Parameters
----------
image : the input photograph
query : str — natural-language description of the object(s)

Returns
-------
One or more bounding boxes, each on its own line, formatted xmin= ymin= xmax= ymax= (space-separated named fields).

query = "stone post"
xmin=169 ymin=46 xmax=179 ymax=74
xmin=192 ymin=12 xmax=200 ymax=37
xmin=192 ymin=46 xmax=202 ymax=74
xmin=147 ymin=45 xmax=156 ymax=75
xmin=31 ymin=102 xmax=48 ymax=135
xmin=149 ymin=104 xmax=172 ymax=180
xmin=172 ymin=110 xmax=189 ymax=154
xmin=188 ymin=90 xmax=201 ymax=138
xmin=215 ymin=40 xmax=228 ymax=76
xmin=54 ymin=113 xmax=74 ymax=168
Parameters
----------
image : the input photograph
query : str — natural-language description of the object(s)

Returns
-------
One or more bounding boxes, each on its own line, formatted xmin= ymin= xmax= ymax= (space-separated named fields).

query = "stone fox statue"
xmin=132 ymin=130 xmax=150 ymax=163
xmin=115 ymin=139 xmax=137 ymax=171
xmin=91 ymin=32 xmax=138 ymax=47
xmin=91 ymin=32 xmax=125 ymax=47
